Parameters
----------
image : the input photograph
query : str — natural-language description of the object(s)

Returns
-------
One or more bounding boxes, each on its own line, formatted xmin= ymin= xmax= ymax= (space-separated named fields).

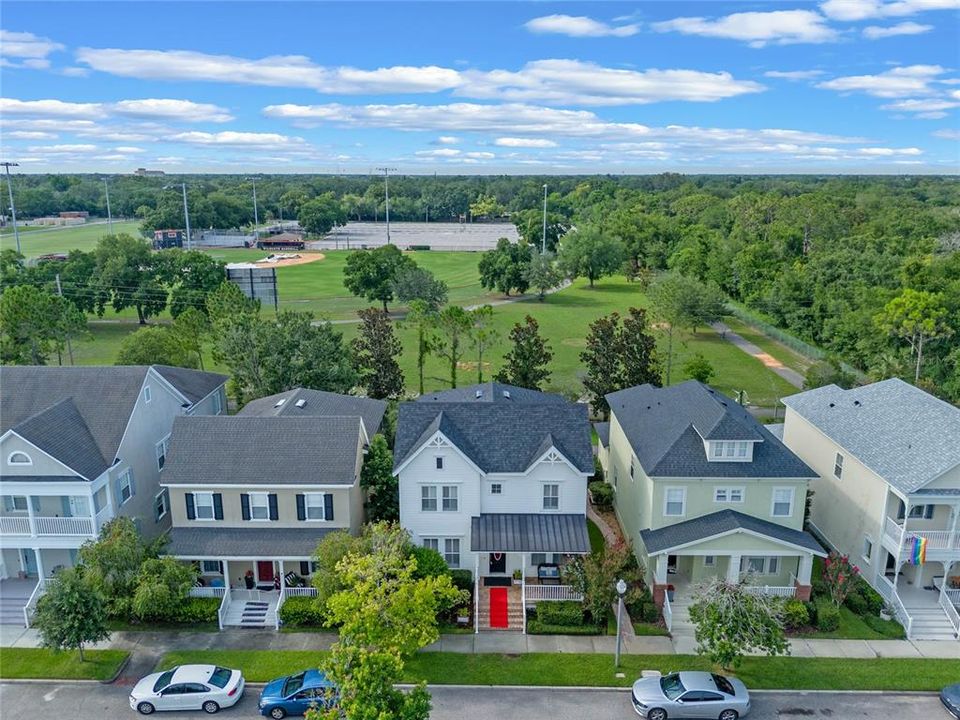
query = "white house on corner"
xmin=394 ymin=382 xmax=594 ymax=633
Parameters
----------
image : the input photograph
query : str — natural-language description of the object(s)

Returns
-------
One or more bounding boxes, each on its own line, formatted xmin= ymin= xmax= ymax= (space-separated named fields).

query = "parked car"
xmin=631 ymin=671 xmax=750 ymax=720
xmin=130 ymin=665 xmax=244 ymax=715
xmin=258 ymin=669 xmax=337 ymax=719
xmin=942 ymin=684 xmax=960 ymax=719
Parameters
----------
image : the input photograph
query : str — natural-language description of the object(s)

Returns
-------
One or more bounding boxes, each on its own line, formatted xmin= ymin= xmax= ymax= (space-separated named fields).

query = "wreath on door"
xmin=492 ymin=553 xmax=503 ymax=561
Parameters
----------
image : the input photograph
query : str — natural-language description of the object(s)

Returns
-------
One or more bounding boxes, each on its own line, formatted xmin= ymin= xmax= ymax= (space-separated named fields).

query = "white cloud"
xmin=933 ymin=128 xmax=960 ymax=139
xmin=465 ymin=151 xmax=495 ymax=159
xmin=459 ymin=60 xmax=764 ymax=105
xmin=4 ymin=130 xmax=58 ymax=139
xmin=435 ymin=136 xmax=460 ymax=145
xmin=0 ymin=30 xmax=63 ymax=59
xmin=113 ymin=146 xmax=146 ymax=154
xmin=764 ymin=70 xmax=826 ymax=80
xmin=76 ymin=47 xmax=462 ymax=94
xmin=165 ymin=130 xmax=304 ymax=147
xmin=821 ymin=0 xmax=959 ymax=21
xmin=817 ymin=64 xmax=945 ymax=97
xmin=524 ymin=14 xmax=638 ymax=37
xmin=60 ymin=67 xmax=91 ymax=77
xmin=26 ymin=143 xmax=98 ymax=154
xmin=112 ymin=99 xmax=234 ymax=123
xmin=415 ymin=148 xmax=461 ymax=157
xmin=0 ymin=98 xmax=105 ymax=118
xmin=856 ymin=146 xmax=923 ymax=154
xmin=652 ymin=10 xmax=838 ymax=47
xmin=880 ymin=97 xmax=960 ymax=111
xmin=495 ymin=137 xmax=558 ymax=148
xmin=862 ymin=21 xmax=933 ymax=37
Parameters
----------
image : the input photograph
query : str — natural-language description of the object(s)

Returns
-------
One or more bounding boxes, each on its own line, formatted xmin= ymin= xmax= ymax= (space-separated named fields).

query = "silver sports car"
xmin=631 ymin=671 xmax=751 ymax=720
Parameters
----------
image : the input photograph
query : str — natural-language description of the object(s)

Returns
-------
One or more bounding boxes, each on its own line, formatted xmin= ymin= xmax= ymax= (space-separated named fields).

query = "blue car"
xmin=258 ymin=670 xmax=337 ymax=719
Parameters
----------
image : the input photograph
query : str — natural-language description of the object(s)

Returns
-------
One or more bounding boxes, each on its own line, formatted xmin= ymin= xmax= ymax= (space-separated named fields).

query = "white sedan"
xmin=130 ymin=664 xmax=244 ymax=715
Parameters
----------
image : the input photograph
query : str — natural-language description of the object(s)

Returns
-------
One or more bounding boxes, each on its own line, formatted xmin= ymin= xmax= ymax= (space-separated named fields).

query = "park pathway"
xmin=711 ymin=321 xmax=805 ymax=389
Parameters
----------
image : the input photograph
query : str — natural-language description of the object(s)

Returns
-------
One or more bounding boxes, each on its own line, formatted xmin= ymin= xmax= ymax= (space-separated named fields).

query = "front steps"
xmin=904 ymin=605 xmax=959 ymax=641
xmin=222 ymin=596 xmax=278 ymax=629
xmin=477 ymin=584 xmax=523 ymax=632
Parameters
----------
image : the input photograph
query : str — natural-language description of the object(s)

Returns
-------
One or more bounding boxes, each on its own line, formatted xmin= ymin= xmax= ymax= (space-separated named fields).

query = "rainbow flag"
xmin=909 ymin=535 xmax=927 ymax=565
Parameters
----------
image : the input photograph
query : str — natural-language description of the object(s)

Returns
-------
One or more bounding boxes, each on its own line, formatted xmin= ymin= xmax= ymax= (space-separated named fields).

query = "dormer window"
xmin=708 ymin=441 xmax=753 ymax=462
xmin=7 ymin=451 xmax=32 ymax=465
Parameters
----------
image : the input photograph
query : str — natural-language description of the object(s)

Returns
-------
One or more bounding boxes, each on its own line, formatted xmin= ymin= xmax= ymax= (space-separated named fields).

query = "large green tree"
xmin=0 ymin=285 xmax=86 ymax=365
xmin=432 ymin=305 xmax=473 ymax=389
xmin=157 ymin=249 xmax=226 ymax=318
xmin=115 ymin=325 xmax=198 ymax=368
xmin=92 ymin=234 xmax=167 ymax=324
xmin=343 ymin=244 xmax=415 ymax=311
xmin=580 ymin=313 xmax=623 ymax=418
xmin=469 ymin=305 xmax=500 ymax=384
xmin=875 ymin=288 xmax=954 ymax=383
xmin=478 ymin=238 xmax=532 ymax=296
xmin=524 ymin=251 xmax=563 ymax=301
xmin=78 ymin=517 xmax=162 ymax=618
xmin=557 ymin=226 xmax=625 ymax=288
xmin=351 ymin=308 xmax=404 ymax=399
xmin=391 ymin=265 xmax=449 ymax=311
xmin=360 ymin=435 xmax=397 ymax=522
xmin=495 ymin=315 xmax=553 ymax=391
xmin=402 ymin=300 xmax=438 ymax=396
xmin=299 ymin=192 xmax=347 ymax=235
xmin=619 ymin=307 xmax=662 ymax=389
xmin=34 ymin=566 xmax=110 ymax=661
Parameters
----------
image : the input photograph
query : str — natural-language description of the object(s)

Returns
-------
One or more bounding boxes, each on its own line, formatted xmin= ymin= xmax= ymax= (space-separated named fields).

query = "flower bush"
xmin=822 ymin=552 xmax=860 ymax=608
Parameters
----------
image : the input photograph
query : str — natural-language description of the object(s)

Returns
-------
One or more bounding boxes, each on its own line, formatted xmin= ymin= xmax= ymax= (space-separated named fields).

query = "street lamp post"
xmin=541 ymin=183 xmax=548 ymax=254
xmin=246 ymin=177 xmax=260 ymax=246
xmin=165 ymin=183 xmax=192 ymax=250
xmin=615 ymin=578 xmax=628 ymax=668
xmin=1 ymin=162 xmax=21 ymax=254
xmin=103 ymin=177 xmax=113 ymax=233
xmin=376 ymin=167 xmax=397 ymax=244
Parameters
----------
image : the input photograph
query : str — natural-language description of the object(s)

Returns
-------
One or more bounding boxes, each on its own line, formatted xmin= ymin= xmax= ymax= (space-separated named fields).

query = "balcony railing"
xmin=1 ymin=514 xmax=98 ymax=537
xmin=524 ymin=584 xmax=584 ymax=602
xmin=883 ymin=517 xmax=960 ymax=555
xmin=744 ymin=585 xmax=796 ymax=598
xmin=0 ymin=517 xmax=31 ymax=535
xmin=188 ymin=586 xmax=226 ymax=598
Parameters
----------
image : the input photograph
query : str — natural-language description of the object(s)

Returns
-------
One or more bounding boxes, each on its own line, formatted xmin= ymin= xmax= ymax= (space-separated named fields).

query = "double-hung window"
xmin=118 ymin=470 xmax=134 ymax=505
xmin=201 ymin=560 xmax=221 ymax=574
xmin=422 ymin=538 xmax=439 ymax=552
xmin=304 ymin=493 xmax=326 ymax=520
xmin=862 ymin=535 xmax=873 ymax=562
xmin=713 ymin=442 xmax=724 ymax=458
xmin=833 ymin=453 xmax=844 ymax=480
xmin=154 ymin=490 xmax=168 ymax=521
xmin=772 ymin=488 xmax=794 ymax=517
xmin=249 ymin=493 xmax=270 ymax=520
xmin=443 ymin=538 xmax=460 ymax=568
xmin=441 ymin=486 xmax=458 ymax=512
xmin=664 ymin=487 xmax=686 ymax=517
xmin=543 ymin=484 xmax=559 ymax=510
xmin=715 ymin=487 xmax=744 ymax=503
xmin=194 ymin=492 xmax=215 ymax=520
xmin=715 ymin=488 xmax=727 ymax=502
xmin=156 ymin=434 xmax=171 ymax=470
xmin=421 ymin=486 xmax=438 ymax=512
xmin=737 ymin=442 xmax=748 ymax=458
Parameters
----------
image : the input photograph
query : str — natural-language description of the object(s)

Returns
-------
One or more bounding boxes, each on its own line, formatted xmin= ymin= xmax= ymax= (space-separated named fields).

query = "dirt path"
xmin=711 ymin=321 xmax=805 ymax=389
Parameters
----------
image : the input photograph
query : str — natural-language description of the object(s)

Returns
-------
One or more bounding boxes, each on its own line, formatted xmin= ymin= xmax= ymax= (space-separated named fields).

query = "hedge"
xmin=175 ymin=597 xmax=220 ymax=624
xmin=279 ymin=595 xmax=326 ymax=628
xmin=526 ymin=621 xmax=602 ymax=635
xmin=536 ymin=601 xmax=585 ymax=627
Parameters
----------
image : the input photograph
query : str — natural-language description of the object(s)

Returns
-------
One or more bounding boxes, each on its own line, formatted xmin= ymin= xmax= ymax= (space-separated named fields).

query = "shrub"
xmin=588 ymin=481 xmax=614 ymax=511
xmin=863 ymin=614 xmax=906 ymax=639
xmin=816 ymin=602 xmax=840 ymax=632
xmin=536 ymin=601 xmax=585 ymax=627
xmin=844 ymin=591 xmax=868 ymax=616
xmin=410 ymin=546 xmax=448 ymax=579
xmin=822 ymin=552 xmax=861 ymax=607
xmin=449 ymin=569 xmax=473 ymax=594
xmin=279 ymin=595 xmax=326 ymax=627
xmin=640 ymin=602 xmax=660 ymax=624
xmin=782 ymin=599 xmax=810 ymax=630
xmin=174 ymin=597 xmax=219 ymax=624
xmin=858 ymin=580 xmax=885 ymax=615
xmin=592 ymin=456 xmax=604 ymax=483
xmin=803 ymin=600 xmax=819 ymax=627
xmin=527 ymin=620 xmax=600 ymax=635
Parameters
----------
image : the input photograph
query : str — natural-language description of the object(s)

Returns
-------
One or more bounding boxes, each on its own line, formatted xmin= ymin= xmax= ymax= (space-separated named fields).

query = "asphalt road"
xmin=0 ymin=683 xmax=950 ymax=719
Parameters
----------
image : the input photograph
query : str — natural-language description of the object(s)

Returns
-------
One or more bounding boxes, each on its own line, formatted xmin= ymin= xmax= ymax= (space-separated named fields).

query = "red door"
xmin=257 ymin=561 xmax=274 ymax=582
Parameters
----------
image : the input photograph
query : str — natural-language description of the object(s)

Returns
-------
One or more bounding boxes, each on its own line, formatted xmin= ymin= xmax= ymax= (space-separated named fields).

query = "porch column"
xmin=950 ymin=503 xmax=960 ymax=551
xmin=26 ymin=496 xmax=36 ymax=537
xmin=521 ymin=552 xmax=527 ymax=635
xmin=33 ymin=548 xmax=44 ymax=581
xmin=222 ymin=559 xmax=230 ymax=589
xmin=474 ymin=553 xmax=480 ymax=635
xmin=279 ymin=560 xmax=285 ymax=590
xmin=794 ymin=554 xmax=814 ymax=601
xmin=727 ymin=554 xmax=742 ymax=583
xmin=652 ymin=554 xmax=669 ymax=608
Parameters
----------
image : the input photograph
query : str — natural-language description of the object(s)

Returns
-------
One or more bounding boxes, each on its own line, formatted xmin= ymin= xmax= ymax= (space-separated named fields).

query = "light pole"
xmin=246 ymin=177 xmax=260 ymax=245
xmin=541 ymin=183 xmax=548 ymax=254
xmin=164 ymin=183 xmax=191 ymax=250
xmin=376 ymin=167 xmax=396 ymax=244
xmin=103 ymin=177 xmax=113 ymax=233
xmin=615 ymin=578 xmax=627 ymax=668
xmin=1 ymin=162 xmax=21 ymax=254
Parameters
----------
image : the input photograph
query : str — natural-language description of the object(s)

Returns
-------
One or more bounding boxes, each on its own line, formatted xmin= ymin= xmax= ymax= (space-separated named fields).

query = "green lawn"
xmin=0 ymin=648 xmax=129 ymax=680
xmin=722 ymin=316 xmax=813 ymax=377
xmin=794 ymin=606 xmax=904 ymax=640
xmin=157 ymin=649 xmax=960 ymax=691
xmin=0 ymin=220 xmax=142 ymax=256
xmin=587 ymin=518 xmax=605 ymax=554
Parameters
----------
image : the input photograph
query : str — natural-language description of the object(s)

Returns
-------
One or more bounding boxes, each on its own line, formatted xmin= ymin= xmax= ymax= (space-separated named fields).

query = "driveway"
xmin=0 ymin=682 xmax=949 ymax=719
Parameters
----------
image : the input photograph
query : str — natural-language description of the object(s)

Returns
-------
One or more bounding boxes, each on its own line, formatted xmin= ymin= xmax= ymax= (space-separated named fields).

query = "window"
xmin=304 ymin=493 xmax=326 ymax=520
xmin=118 ymin=470 xmax=133 ymax=505
xmin=202 ymin=560 xmax=222 ymax=574
xmin=7 ymin=451 xmax=31 ymax=465
xmin=154 ymin=490 xmax=168 ymax=521
xmin=490 ymin=483 xmax=502 ymax=495
xmin=143 ymin=385 xmax=152 ymax=403
xmin=716 ymin=486 xmax=744 ymax=503
xmin=730 ymin=488 xmax=743 ymax=503
xmin=664 ymin=487 xmax=686 ymax=516
xmin=908 ymin=504 xmax=935 ymax=519
xmin=249 ymin=493 xmax=269 ymax=520
xmin=746 ymin=557 xmax=766 ymax=574
xmin=725 ymin=442 xmax=735 ymax=458
xmin=715 ymin=488 xmax=727 ymax=502
xmin=743 ymin=556 xmax=779 ymax=575
xmin=443 ymin=538 xmax=460 ymax=568
xmin=195 ymin=492 xmax=215 ymax=520
xmin=772 ymin=488 xmax=794 ymax=517
xmin=833 ymin=452 xmax=844 ymax=479
xmin=212 ymin=390 xmax=223 ymax=415
xmin=435 ymin=456 xmax=444 ymax=470
xmin=862 ymin=535 xmax=873 ymax=562
xmin=630 ymin=458 xmax=635 ymax=479
xmin=421 ymin=486 xmax=438 ymax=512
xmin=768 ymin=557 xmax=779 ymax=575
xmin=441 ymin=485 xmax=458 ymax=512
xmin=713 ymin=442 xmax=724 ymax=458
xmin=156 ymin=434 xmax=170 ymax=470
xmin=704 ymin=555 xmax=715 ymax=567
xmin=737 ymin=441 xmax=748 ymax=458
xmin=543 ymin=484 xmax=559 ymax=511
xmin=531 ymin=553 xmax=547 ymax=566
xmin=422 ymin=538 xmax=439 ymax=552
xmin=3 ymin=496 xmax=28 ymax=512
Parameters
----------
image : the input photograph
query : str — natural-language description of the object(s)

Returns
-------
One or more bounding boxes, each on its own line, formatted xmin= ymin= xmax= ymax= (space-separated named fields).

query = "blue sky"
xmin=2 ymin=1 xmax=959 ymax=173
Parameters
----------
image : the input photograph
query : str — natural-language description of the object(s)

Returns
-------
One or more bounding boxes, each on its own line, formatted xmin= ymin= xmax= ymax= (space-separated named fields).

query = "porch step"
xmin=904 ymin=606 xmax=958 ymax=640
xmin=222 ymin=599 xmax=277 ymax=629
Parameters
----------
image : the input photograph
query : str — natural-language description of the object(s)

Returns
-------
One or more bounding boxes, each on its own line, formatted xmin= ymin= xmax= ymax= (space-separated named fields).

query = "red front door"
xmin=257 ymin=561 xmax=274 ymax=582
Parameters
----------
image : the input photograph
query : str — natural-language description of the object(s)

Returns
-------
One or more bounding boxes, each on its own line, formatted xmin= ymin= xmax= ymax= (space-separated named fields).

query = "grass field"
xmin=0 ymin=648 xmax=129 ymax=680
xmin=0 ymin=220 xmax=142 ymax=256
xmin=722 ymin=316 xmax=813 ymax=377
xmin=157 ymin=649 xmax=960 ymax=691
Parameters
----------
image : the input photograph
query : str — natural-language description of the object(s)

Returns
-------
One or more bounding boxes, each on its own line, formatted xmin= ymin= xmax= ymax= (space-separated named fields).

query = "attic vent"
xmin=828 ymin=402 xmax=835 ymax=408
xmin=853 ymin=400 xmax=861 ymax=407
xmin=295 ymin=399 xmax=307 ymax=408
xmin=274 ymin=398 xmax=286 ymax=407
xmin=475 ymin=390 xmax=483 ymax=398
xmin=646 ymin=406 xmax=651 ymax=410
xmin=503 ymin=390 xmax=511 ymax=399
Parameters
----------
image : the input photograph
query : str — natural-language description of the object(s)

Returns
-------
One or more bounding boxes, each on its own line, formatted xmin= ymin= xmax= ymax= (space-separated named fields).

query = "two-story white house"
xmin=395 ymin=382 xmax=594 ymax=632
xmin=602 ymin=381 xmax=824 ymax=616
xmin=161 ymin=389 xmax=386 ymax=629
xmin=782 ymin=378 xmax=960 ymax=640
xmin=0 ymin=365 xmax=227 ymax=625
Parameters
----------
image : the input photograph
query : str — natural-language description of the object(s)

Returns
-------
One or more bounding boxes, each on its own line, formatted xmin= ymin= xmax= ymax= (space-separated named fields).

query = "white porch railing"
xmin=877 ymin=575 xmax=913 ymax=638
xmin=744 ymin=585 xmax=796 ymax=598
xmin=521 ymin=577 xmax=527 ymax=634
xmin=885 ymin=517 xmax=960 ymax=554
xmin=524 ymin=585 xmax=584 ymax=602
xmin=217 ymin=587 xmax=232 ymax=631
xmin=283 ymin=586 xmax=318 ymax=597
xmin=663 ymin=590 xmax=673 ymax=633
xmin=884 ymin=516 xmax=904 ymax=545
xmin=34 ymin=516 xmax=94 ymax=536
xmin=23 ymin=578 xmax=46 ymax=628
xmin=188 ymin=586 xmax=226 ymax=598
xmin=939 ymin=589 xmax=960 ymax=638
xmin=0 ymin=517 xmax=31 ymax=535
xmin=946 ymin=589 xmax=960 ymax=608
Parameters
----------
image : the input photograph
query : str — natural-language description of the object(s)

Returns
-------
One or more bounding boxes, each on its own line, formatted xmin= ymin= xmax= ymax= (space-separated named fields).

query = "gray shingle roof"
xmin=639 ymin=509 xmax=825 ymax=555
xmin=470 ymin=513 xmax=590 ymax=553
xmin=418 ymin=382 xmax=567 ymax=405
xmin=594 ymin=422 xmax=610 ymax=448
xmin=161 ymin=416 xmax=362 ymax=486
xmin=167 ymin=526 xmax=335 ymax=558
xmin=154 ymin=366 xmax=228 ymax=404
xmin=239 ymin=388 xmax=387 ymax=438
xmin=1 ymin=365 xmax=225 ymax=480
xmin=0 ymin=475 xmax=84 ymax=484
xmin=783 ymin=379 xmax=960 ymax=494
xmin=606 ymin=381 xmax=815 ymax=479
xmin=394 ymin=399 xmax=593 ymax=474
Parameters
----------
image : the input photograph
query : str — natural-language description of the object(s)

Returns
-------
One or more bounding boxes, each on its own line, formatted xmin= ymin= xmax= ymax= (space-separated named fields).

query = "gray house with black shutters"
xmin=160 ymin=411 xmax=369 ymax=629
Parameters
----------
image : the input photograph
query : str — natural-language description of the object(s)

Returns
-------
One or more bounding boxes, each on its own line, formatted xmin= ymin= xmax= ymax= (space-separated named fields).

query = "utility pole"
xmin=166 ymin=183 xmax=192 ymax=250
xmin=247 ymin=177 xmax=260 ymax=245
xmin=103 ymin=177 xmax=113 ymax=233
xmin=55 ymin=274 xmax=74 ymax=366
xmin=2 ymin=162 xmax=21 ymax=254
xmin=541 ymin=183 xmax=548 ymax=254
xmin=376 ymin=167 xmax=396 ymax=244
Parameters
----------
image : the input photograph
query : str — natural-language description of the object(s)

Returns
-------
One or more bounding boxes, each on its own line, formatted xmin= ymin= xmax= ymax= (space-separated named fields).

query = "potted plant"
xmin=512 ymin=569 xmax=523 ymax=586
xmin=456 ymin=606 xmax=470 ymax=625
xmin=880 ymin=602 xmax=894 ymax=622
xmin=666 ymin=584 xmax=675 ymax=602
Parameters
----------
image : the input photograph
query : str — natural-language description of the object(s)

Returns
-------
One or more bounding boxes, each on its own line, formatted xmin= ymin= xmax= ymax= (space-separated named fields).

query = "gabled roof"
xmin=470 ymin=513 xmax=591 ymax=553
xmin=417 ymin=381 xmax=567 ymax=405
xmin=639 ymin=509 xmax=825 ymax=556
xmin=783 ymin=378 xmax=960 ymax=495
xmin=594 ymin=422 xmax=610 ymax=449
xmin=606 ymin=381 xmax=814 ymax=479
xmin=161 ymin=416 xmax=363 ymax=486
xmin=239 ymin=388 xmax=387 ymax=438
xmin=167 ymin=526 xmax=335 ymax=558
xmin=0 ymin=365 xmax=227 ymax=480
xmin=394 ymin=398 xmax=593 ymax=474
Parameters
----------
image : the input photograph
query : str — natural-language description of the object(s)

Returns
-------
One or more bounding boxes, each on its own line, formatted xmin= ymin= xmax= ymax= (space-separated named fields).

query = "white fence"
xmin=0 ymin=517 xmax=30 ymax=535
xmin=877 ymin=575 xmax=913 ymax=638
xmin=188 ymin=586 xmax=226 ymax=598
xmin=743 ymin=585 xmax=796 ymax=598
xmin=283 ymin=587 xmax=318 ymax=597
xmin=524 ymin=585 xmax=584 ymax=603
xmin=217 ymin=589 xmax=232 ymax=631
xmin=939 ymin=590 xmax=960 ymax=638
xmin=663 ymin=591 xmax=673 ymax=633
xmin=23 ymin=579 xmax=46 ymax=628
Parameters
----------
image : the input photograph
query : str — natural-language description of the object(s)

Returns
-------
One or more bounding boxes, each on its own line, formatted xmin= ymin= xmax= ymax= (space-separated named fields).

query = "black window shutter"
xmin=324 ymin=493 xmax=334 ymax=521
xmin=268 ymin=493 xmax=279 ymax=521
xmin=300 ymin=561 xmax=309 ymax=576
xmin=296 ymin=494 xmax=306 ymax=521
xmin=925 ymin=504 xmax=934 ymax=519
xmin=213 ymin=493 xmax=224 ymax=520
xmin=240 ymin=494 xmax=250 ymax=521
xmin=185 ymin=493 xmax=195 ymax=520
xmin=897 ymin=501 xmax=905 ymax=520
